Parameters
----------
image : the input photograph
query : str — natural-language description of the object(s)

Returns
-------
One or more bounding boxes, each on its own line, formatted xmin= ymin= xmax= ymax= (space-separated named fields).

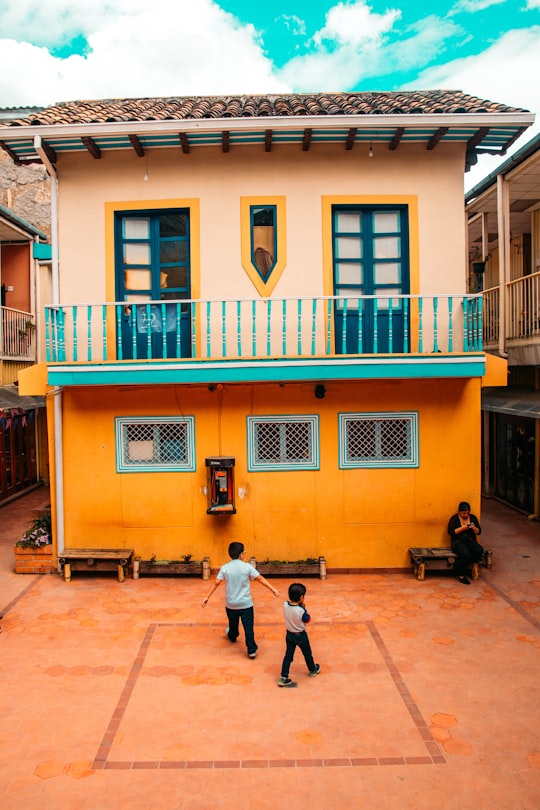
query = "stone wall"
xmin=0 ymin=150 xmax=51 ymax=239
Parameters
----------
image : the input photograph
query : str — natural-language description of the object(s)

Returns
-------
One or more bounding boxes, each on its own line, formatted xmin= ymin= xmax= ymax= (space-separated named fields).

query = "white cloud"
xmin=405 ymin=27 xmax=540 ymax=190
xmin=526 ymin=0 xmax=540 ymax=8
xmin=312 ymin=0 xmax=400 ymax=47
xmin=279 ymin=9 xmax=459 ymax=92
xmin=278 ymin=14 xmax=306 ymax=37
xmin=450 ymin=0 xmax=507 ymax=12
xmin=0 ymin=0 xmax=290 ymax=105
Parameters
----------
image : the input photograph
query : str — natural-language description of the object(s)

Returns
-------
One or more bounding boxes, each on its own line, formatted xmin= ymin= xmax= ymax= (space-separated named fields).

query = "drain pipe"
xmin=496 ymin=173 xmax=509 ymax=359
xmin=34 ymin=135 xmax=65 ymax=560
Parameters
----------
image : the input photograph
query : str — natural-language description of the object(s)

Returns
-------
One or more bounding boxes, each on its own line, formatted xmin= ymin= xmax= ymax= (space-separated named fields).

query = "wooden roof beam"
xmin=128 ymin=134 xmax=144 ymax=157
xmin=389 ymin=127 xmax=404 ymax=151
xmin=302 ymin=128 xmax=312 ymax=151
xmin=179 ymin=132 xmax=190 ymax=154
xmin=426 ymin=127 xmax=448 ymax=150
xmin=39 ymin=138 xmax=57 ymax=165
xmin=222 ymin=131 xmax=230 ymax=153
xmin=0 ymin=140 xmax=23 ymax=164
xmin=82 ymin=136 xmax=101 ymax=159
xmin=345 ymin=127 xmax=357 ymax=151
xmin=466 ymin=127 xmax=489 ymax=151
xmin=265 ymin=129 xmax=272 ymax=152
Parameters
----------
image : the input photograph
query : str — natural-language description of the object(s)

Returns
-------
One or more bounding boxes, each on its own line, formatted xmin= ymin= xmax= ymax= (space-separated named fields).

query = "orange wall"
xmin=1 ymin=244 xmax=30 ymax=311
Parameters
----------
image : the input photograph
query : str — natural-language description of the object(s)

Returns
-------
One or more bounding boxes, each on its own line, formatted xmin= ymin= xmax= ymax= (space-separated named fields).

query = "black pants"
xmin=226 ymin=606 xmax=257 ymax=655
xmin=452 ymin=539 xmax=484 ymax=577
xmin=281 ymin=630 xmax=315 ymax=677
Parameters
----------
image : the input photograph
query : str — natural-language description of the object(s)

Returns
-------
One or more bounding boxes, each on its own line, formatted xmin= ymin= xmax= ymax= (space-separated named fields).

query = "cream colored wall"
xmin=53 ymin=377 xmax=481 ymax=570
xmin=55 ymin=142 xmax=467 ymax=304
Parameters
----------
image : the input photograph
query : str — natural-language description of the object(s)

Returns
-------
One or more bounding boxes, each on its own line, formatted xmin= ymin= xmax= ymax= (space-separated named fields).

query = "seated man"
xmin=447 ymin=501 xmax=484 ymax=585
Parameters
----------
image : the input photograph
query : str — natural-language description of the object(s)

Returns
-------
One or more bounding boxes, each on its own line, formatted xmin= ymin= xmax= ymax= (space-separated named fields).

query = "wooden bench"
xmin=58 ymin=548 xmax=134 ymax=582
xmin=408 ymin=547 xmax=493 ymax=581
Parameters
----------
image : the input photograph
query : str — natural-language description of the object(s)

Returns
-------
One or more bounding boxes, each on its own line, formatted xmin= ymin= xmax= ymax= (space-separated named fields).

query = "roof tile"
xmin=5 ymin=91 xmax=528 ymax=128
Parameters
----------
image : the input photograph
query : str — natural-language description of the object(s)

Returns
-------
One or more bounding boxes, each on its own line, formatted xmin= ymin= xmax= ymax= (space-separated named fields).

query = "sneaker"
xmin=248 ymin=652 xmax=257 ymax=659
xmin=309 ymin=664 xmax=321 ymax=677
xmin=458 ymin=576 xmax=471 ymax=585
xmin=278 ymin=677 xmax=297 ymax=688
xmin=225 ymin=628 xmax=236 ymax=643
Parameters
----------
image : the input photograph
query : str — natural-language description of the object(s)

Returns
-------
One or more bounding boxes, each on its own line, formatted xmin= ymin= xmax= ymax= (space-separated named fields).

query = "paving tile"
xmin=0 ymin=488 xmax=539 ymax=808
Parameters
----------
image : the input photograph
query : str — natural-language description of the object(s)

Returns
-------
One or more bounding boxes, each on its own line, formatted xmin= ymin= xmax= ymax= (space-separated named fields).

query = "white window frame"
xmin=115 ymin=416 xmax=196 ymax=473
xmin=339 ymin=412 xmax=419 ymax=469
xmin=247 ymin=415 xmax=319 ymax=471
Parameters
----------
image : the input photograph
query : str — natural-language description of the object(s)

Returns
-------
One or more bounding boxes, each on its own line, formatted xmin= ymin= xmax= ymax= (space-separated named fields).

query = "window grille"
xmin=247 ymin=416 xmax=319 ymax=471
xmin=339 ymin=412 xmax=418 ymax=468
xmin=116 ymin=417 xmax=195 ymax=472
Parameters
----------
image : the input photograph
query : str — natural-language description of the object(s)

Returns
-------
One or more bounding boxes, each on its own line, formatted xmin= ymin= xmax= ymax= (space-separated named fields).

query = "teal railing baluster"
xmin=190 ymin=301 xmax=196 ymax=358
xmin=145 ymin=303 xmax=152 ymax=358
xmin=131 ymin=306 xmax=137 ymax=359
xmin=358 ymin=298 xmax=364 ymax=353
xmin=45 ymin=308 xmax=51 ymax=362
xmin=403 ymin=297 xmax=409 ymax=353
xmin=326 ymin=299 xmax=332 ymax=355
xmin=477 ymin=296 xmax=483 ymax=350
xmin=463 ymin=298 xmax=470 ymax=351
xmin=373 ymin=298 xmax=378 ymax=354
xmin=311 ymin=299 xmax=317 ymax=356
xmin=448 ymin=298 xmax=453 ymax=353
xmin=59 ymin=307 xmax=66 ymax=362
xmin=237 ymin=301 xmax=242 ymax=357
xmin=206 ymin=302 xmax=211 ymax=357
xmin=72 ymin=307 xmax=78 ymax=362
xmin=297 ymin=299 xmax=302 ymax=356
xmin=116 ymin=306 xmax=123 ymax=361
xmin=341 ymin=299 xmax=348 ymax=354
xmin=87 ymin=305 xmax=92 ymax=361
xmin=160 ymin=303 xmax=167 ymax=357
xmin=102 ymin=305 xmax=107 ymax=360
xmin=282 ymin=299 xmax=287 ymax=355
xmin=433 ymin=297 xmax=439 ymax=352
xmin=252 ymin=301 xmax=256 ymax=356
xmin=418 ymin=298 xmax=424 ymax=353
xmin=388 ymin=298 xmax=393 ymax=353
xmin=221 ymin=301 xmax=226 ymax=358
xmin=266 ymin=300 xmax=272 ymax=357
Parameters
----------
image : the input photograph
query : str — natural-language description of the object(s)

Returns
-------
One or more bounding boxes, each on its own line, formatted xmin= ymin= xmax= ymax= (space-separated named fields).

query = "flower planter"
xmin=14 ymin=544 xmax=55 ymax=574
xmin=133 ymin=556 xmax=210 ymax=580
xmin=249 ymin=556 xmax=326 ymax=579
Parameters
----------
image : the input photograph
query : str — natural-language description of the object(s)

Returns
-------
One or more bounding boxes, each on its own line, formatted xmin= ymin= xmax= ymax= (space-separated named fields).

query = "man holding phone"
xmin=447 ymin=501 xmax=484 ymax=585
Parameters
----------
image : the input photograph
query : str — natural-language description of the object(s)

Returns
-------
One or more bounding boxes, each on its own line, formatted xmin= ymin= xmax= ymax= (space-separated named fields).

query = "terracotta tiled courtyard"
xmin=1 ymin=488 xmax=539 ymax=808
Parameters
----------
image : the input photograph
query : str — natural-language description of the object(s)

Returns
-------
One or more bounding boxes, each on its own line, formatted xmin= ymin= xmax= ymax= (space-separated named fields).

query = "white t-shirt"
xmin=217 ymin=559 xmax=260 ymax=609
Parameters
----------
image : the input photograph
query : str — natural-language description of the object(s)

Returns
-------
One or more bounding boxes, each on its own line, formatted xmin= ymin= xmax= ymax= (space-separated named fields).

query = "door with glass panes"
xmin=332 ymin=206 xmax=409 ymax=354
xmin=115 ymin=209 xmax=191 ymax=359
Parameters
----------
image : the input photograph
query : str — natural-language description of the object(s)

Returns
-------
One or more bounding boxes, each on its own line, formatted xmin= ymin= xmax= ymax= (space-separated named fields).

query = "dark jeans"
xmin=226 ymin=606 xmax=257 ymax=655
xmin=281 ymin=630 xmax=315 ymax=678
xmin=452 ymin=539 xmax=484 ymax=577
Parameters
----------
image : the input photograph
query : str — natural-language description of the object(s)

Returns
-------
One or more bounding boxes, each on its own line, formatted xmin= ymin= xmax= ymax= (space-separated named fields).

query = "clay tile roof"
xmin=3 ymin=90 xmax=528 ymax=128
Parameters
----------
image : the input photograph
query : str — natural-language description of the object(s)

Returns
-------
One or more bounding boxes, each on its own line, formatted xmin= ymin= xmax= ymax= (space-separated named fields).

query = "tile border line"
xmin=92 ymin=620 xmax=445 ymax=770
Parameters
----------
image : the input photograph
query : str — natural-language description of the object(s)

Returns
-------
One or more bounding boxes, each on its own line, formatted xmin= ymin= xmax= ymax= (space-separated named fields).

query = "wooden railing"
xmin=483 ymin=271 xmax=540 ymax=346
xmin=45 ymin=294 xmax=482 ymax=364
xmin=0 ymin=307 xmax=36 ymax=361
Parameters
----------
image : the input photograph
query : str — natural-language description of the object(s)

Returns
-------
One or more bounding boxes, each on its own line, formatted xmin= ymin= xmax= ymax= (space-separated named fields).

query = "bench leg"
xmin=471 ymin=562 xmax=479 ymax=581
xmin=64 ymin=562 xmax=71 ymax=582
xmin=117 ymin=563 xmax=125 ymax=583
xmin=417 ymin=562 xmax=425 ymax=581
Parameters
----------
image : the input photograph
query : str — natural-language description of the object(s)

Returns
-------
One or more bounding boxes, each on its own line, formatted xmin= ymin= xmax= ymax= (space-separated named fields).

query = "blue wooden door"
xmin=332 ymin=206 xmax=409 ymax=354
xmin=115 ymin=210 xmax=191 ymax=359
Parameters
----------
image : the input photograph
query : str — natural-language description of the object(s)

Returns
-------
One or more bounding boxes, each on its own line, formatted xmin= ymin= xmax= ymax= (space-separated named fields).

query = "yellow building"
xmin=0 ymin=92 xmax=532 ymax=570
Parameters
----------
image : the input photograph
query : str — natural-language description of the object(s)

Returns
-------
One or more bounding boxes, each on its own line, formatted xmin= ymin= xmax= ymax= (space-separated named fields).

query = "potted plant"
xmin=14 ymin=514 xmax=55 ymax=574
xmin=249 ymin=556 xmax=327 ymax=579
xmin=133 ymin=554 xmax=210 ymax=579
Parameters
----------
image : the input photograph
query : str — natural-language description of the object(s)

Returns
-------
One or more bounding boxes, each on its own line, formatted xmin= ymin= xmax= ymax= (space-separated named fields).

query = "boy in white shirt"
xmin=278 ymin=582 xmax=320 ymax=688
xmin=202 ymin=541 xmax=278 ymax=658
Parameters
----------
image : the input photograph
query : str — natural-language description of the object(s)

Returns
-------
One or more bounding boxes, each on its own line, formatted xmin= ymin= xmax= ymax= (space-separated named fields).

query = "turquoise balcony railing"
xmin=45 ymin=294 xmax=482 ymax=364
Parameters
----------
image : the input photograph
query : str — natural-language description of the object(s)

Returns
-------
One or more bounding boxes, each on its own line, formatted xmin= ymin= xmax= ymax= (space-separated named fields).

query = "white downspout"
xmin=496 ymin=174 xmax=509 ymax=358
xmin=34 ymin=135 xmax=64 ymax=560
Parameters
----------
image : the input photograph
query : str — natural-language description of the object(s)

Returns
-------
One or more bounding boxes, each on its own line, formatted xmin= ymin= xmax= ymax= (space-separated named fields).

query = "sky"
xmin=0 ymin=0 xmax=539 ymax=189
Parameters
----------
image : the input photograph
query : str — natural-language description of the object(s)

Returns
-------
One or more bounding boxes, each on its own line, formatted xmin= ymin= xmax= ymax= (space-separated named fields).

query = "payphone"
xmin=205 ymin=456 xmax=236 ymax=515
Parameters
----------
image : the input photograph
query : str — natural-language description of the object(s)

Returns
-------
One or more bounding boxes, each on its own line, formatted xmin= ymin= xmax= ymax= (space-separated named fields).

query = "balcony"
xmin=483 ymin=271 xmax=540 ymax=364
xmin=44 ymin=294 xmax=485 ymax=387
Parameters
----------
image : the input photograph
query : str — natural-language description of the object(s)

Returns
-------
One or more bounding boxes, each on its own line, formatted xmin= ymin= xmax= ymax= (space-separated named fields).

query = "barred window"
xmin=339 ymin=412 xmax=418 ymax=468
xmin=247 ymin=416 xmax=319 ymax=471
xmin=115 ymin=417 xmax=195 ymax=472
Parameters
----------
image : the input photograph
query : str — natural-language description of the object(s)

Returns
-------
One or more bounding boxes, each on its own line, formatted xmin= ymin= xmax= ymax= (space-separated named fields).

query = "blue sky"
xmin=0 ymin=0 xmax=539 ymax=187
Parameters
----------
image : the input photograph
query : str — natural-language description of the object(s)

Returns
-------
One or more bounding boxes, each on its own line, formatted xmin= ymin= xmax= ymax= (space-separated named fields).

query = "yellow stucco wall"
xmin=48 ymin=377 xmax=481 ymax=570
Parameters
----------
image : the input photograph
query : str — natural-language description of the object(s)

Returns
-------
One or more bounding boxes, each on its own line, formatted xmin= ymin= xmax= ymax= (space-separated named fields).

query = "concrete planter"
xmin=249 ymin=556 xmax=326 ymax=579
xmin=133 ymin=556 xmax=210 ymax=579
